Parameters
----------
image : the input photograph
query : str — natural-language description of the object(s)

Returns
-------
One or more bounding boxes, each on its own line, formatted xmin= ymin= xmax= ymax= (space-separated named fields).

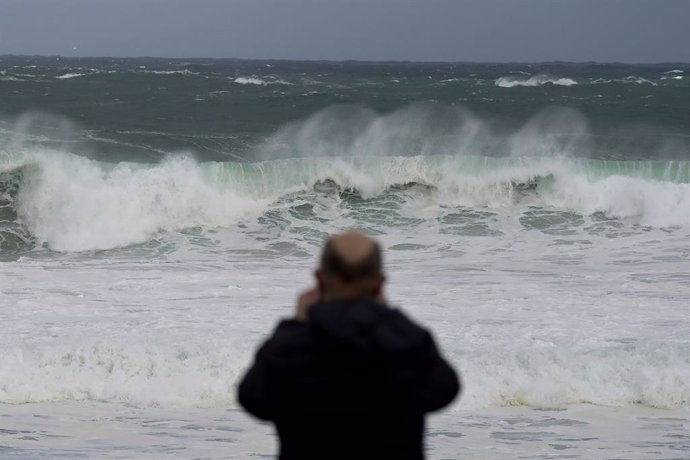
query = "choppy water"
xmin=1 ymin=57 xmax=690 ymax=459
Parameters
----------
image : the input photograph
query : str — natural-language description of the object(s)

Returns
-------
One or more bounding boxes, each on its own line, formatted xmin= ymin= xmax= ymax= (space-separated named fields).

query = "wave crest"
xmin=2 ymin=336 xmax=688 ymax=409
xmin=55 ymin=73 xmax=87 ymax=80
xmin=233 ymin=76 xmax=291 ymax=86
xmin=2 ymin=152 xmax=690 ymax=252
xmin=496 ymin=75 xmax=578 ymax=88
xmin=2 ymin=153 xmax=265 ymax=252
xmin=463 ymin=342 xmax=690 ymax=410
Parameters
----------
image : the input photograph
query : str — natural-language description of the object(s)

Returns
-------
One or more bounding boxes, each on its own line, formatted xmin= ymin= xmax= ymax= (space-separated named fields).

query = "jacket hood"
xmin=308 ymin=299 xmax=430 ymax=355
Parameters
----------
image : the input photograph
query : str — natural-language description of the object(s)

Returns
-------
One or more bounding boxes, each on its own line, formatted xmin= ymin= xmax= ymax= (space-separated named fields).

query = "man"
xmin=238 ymin=231 xmax=460 ymax=460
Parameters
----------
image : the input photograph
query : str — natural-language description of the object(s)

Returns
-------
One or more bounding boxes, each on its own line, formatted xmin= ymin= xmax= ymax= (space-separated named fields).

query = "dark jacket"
xmin=238 ymin=299 xmax=460 ymax=460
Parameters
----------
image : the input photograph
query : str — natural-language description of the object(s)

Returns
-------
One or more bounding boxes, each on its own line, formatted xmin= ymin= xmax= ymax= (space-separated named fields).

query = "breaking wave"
xmin=1 ymin=151 xmax=689 ymax=252
xmin=462 ymin=341 xmax=690 ymax=410
xmin=0 ymin=154 xmax=266 ymax=252
xmin=2 ymin=105 xmax=689 ymax=252
xmin=1 ymin=333 xmax=688 ymax=409
xmin=495 ymin=75 xmax=578 ymax=88
xmin=55 ymin=73 xmax=87 ymax=80
xmin=0 ymin=337 xmax=247 ymax=407
xmin=139 ymin=69 xmax=198 ymax=76
xmin=591 ymin=76 xmax=659 ymax=85
xmin=233 ymin=76 xmax=292 ymax=86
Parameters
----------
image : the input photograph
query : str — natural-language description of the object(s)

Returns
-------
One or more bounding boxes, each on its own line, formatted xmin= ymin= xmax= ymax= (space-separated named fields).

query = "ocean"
xmin=1 ymin=56 xmax=689 ymax=459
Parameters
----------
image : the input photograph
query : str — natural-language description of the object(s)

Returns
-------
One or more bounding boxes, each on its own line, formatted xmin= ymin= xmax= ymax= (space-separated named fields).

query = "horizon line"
xmin=1 ymin=54 xmax=689 ymax=66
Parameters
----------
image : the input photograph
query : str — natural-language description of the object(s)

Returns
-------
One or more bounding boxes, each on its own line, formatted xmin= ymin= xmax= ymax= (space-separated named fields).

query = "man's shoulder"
xmin=256 ymin=318 xmax=328 ymax=374
xmin=263 ymin=318 xmax=316 ymax=352
xmin=262 ymin=301 xmax=432 ymax=357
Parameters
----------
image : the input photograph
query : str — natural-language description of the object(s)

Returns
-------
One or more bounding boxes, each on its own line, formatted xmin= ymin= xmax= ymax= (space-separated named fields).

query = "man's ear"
xmin=373 ymin=274 xmax=385 ymax=296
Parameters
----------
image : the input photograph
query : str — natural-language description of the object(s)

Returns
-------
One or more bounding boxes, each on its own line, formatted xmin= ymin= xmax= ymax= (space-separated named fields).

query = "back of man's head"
xmin=317 ymin=231 xmax=384 ymax=301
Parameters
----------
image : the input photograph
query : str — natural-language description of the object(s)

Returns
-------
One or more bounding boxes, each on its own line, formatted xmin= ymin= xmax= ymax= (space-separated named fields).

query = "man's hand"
xmin=296 ymin=287 xmax=321 ymax=322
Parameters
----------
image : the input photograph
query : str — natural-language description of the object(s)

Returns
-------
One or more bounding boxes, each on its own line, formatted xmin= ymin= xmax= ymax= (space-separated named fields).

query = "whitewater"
xmin=1 ymin=57 xmax=690 ymax=459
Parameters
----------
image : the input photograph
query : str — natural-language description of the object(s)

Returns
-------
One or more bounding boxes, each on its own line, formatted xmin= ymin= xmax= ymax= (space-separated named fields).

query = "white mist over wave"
xmin=258 ymin=104 xmax=596 ymax=161
xmin=2 ymin=106 xmax=689 ymax=253
xmin=251 ymin=105 xmax=690 ymax=225
xmin=495 ymin=75 xmax=577 ymax=88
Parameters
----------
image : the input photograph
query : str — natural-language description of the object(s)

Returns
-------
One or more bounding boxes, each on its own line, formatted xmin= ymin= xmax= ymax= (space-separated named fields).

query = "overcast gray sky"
xmin=1 ymin=0 xmax=688 ymax=62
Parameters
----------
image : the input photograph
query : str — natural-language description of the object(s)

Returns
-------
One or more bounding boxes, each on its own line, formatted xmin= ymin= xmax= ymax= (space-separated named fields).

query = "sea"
xmin=1 ymin=56 xmax=689 ymax=459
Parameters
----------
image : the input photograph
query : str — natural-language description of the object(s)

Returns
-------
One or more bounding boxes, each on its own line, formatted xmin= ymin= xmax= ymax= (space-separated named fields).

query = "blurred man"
xmin=238 ymin=231 xmax=460 ymax=460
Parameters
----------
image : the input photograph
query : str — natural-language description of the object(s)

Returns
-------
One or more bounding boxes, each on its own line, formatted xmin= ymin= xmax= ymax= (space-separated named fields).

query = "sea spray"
xmin=257 ymin=103 xmax=494 ymax=160
xmin=14 ymin=153 xmax=266 ymax=251
xmin=495 ymin=75 xmax=578 ymax=87
xmin=2 ymin=151 xmax=690 ymax=252
xmin=2 ymin=335 xmax=689 ymax=409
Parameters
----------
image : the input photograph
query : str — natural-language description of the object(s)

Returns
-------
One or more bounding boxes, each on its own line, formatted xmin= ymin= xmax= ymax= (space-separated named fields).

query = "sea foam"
xmin=2 ymin=106 xmax=689 ymax=252
xmin=1 ymin=301 xmax=688 ymax=409
xmin=233 ymin=76 xmax=291 ymax=86
xmin=55 ymin=73 xmax=87 ymax=80
xmin=3 ymin=151 xmax=690 ymax=252
xmin=0 ymin=338 xmax=244 ymax=406
xmin=495 ymin=75 xmax=577 ymax=88
xmin=9 ymin=152 xmax=266 ymax=251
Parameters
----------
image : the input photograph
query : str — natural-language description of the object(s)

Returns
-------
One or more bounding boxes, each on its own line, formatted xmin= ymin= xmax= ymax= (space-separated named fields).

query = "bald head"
xmin=320 ymin=232 xmax=383 ymax=283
